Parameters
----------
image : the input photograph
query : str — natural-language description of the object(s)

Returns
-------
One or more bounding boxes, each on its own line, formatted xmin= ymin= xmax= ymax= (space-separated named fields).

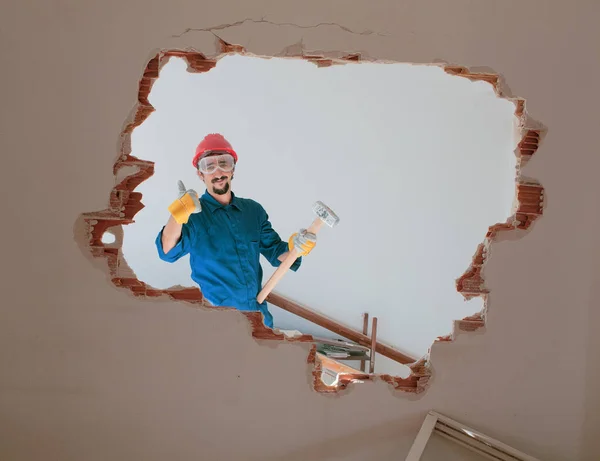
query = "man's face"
xmin=197 ymin=152 xmax=235 ymax=196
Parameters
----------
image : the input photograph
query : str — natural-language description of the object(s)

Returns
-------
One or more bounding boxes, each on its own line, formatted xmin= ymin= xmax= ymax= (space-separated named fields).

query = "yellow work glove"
xmin=288 ymin=229 xmax=317 ymax=256
xmin=168 ymin=180 xmax=202 ymax=224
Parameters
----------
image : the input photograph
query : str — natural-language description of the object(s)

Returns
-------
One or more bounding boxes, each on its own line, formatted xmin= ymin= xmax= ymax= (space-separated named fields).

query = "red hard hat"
xmin=192 ymin=133 xmax=238 ymax=168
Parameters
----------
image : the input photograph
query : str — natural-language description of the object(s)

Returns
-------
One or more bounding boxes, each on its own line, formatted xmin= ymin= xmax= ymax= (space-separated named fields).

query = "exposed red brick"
xmin=515 ymin=212 xmax=539 ymax=229
xmin=380 ymin=358 xmax=430 ymax=394
xmin=161 ymin=51 xmax=211 ymax=72
xmin=122 ymin=193 xmax=145 ymax=220
xmin=123 ymin=52 xmax=217 ymax=136
xmin=514 ymin=99 xmax=525 ymax=117
xmin=124 ymin=106 xmax=155 ymax=135
xmin=166 ymin=287 xmax=204 ymax=302
xmin=306 ymin=345 xmax=317 ymax=364
xmin=248 ymin=317 xmax=314 ymax=342
xmin=309 ymin=58 xmax=334 ymax=68
xmin=518 ymin=130 xmax=541 ymax=156
xmin=138 ymin=55 xmax=160 ymax=105
xmin=456 ymin=244 xmax=488 ymax=298
xmin=165 ymin=51 xmax=217 ymax=74
xmin=436 ymin=334 xmax=453 ymax=342
xmin=311 ymin=360 xmax=333 ymax=393
xmin=114 ymin=162 xmax=154 ymax=191
xmin=444 ymin=66 xmax=499 ymax=91
xmin=307 ymin=345 xmax=330 ymax=392
xmin=486 ymin=220 xmax=516 ymax=239
xmin=301 ymin=53 xmax=334 ymax=68
xmin=456 ymin=130 xmax=544 ymax=304
xmin=341 ymin=53 xmax=361 ymax=61
xmin=516 ymin=184 xmax=543 ymax=214
xmin=112 ymin=277 xmax=144 ymax=288
xmin=218 ymin=38 xmax=246 ymax=54
xmin=517 ymin=129 xmax=542 ymax=170
xmin=248 ymin=312 xmax=286 ymax=341
xmin=457 ymin=312 xmax=485 ymax=332
xmin=87 ymin=219 xmax=122 ymax=246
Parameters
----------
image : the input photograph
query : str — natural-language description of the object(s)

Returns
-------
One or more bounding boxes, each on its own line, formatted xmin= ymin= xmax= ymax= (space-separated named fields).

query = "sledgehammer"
xmin=257 ymin=201 xmax=340 ymax=304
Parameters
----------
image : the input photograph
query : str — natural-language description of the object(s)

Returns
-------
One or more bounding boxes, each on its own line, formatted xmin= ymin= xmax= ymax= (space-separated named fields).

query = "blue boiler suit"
xmin=155 ymin=191 xmax=301 ymax=328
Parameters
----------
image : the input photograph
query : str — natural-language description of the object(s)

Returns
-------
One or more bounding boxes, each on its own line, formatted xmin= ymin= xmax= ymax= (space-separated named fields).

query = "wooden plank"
xmin=316 ymin=353 xmax=362 ymax=375
xmin=330 ymin=355 xmax=369 ymax=361
xmin=266 ymin=292 xmax=415 ymax=364
xmin=361 ymin=312 xmax=369 ymax=372
xmin=369 ymin=317 xmax=378 ymax=373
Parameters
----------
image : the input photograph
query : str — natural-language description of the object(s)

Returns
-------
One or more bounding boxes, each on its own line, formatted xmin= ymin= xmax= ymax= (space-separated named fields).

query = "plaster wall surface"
xmin=0 ymin=1 xmax=599 ymax=460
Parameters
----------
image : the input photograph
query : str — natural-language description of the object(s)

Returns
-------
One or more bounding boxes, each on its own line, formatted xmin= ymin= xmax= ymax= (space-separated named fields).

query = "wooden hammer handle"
xmin=256 ymin=217 xmax=324 ymax=304
xmin=306 ymin=217 xmax=325 ymax=235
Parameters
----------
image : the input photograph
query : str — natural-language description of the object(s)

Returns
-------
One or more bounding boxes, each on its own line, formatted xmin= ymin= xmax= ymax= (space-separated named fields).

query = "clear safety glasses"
xmin=198 ymin=153 xmax=235 ymax=175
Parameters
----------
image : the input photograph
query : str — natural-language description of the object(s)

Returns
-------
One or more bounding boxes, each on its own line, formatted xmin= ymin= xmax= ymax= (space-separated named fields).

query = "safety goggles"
xmin=198 ymin=153 xmax=235 ymax=175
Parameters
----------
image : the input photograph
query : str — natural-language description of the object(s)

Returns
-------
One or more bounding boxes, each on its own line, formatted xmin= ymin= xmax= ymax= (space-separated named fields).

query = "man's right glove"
xmin=168 ymin=180 xmax=202 ymax=224
xmin=288 ymin=229 xmax=317 ymax=257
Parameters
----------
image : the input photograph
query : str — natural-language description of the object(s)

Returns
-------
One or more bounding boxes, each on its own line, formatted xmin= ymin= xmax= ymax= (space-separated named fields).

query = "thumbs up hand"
xmin=167 ymin=180 xmax=202 ymax=224
xmin=288 ymin=229 xmax=317 ymax=256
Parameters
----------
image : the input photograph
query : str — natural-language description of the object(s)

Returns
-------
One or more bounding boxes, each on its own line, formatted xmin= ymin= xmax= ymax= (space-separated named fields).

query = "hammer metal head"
xmin=312 ymin=201 xmax=340 ymax=228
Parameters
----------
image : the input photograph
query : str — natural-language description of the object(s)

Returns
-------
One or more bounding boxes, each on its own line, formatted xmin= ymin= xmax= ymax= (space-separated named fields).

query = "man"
xmin=155 ymin=133 xmax=316 ymax=329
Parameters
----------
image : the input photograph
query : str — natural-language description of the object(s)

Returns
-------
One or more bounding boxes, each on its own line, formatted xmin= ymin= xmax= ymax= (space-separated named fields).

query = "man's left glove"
xmin=288 ymin=229 xmax=317 ymax=256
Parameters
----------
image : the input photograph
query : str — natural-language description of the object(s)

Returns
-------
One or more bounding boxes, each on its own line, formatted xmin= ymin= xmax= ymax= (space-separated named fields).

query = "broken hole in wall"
xmin=120 ymin=54 xmax=519 ymax=383
xmin=101 ymin=232 xmax=116 ymax=244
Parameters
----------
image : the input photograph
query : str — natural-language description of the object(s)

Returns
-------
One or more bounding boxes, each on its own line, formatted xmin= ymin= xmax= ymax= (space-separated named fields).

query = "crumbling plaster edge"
xmin=74 ymin=35 xmax=544 ymax=396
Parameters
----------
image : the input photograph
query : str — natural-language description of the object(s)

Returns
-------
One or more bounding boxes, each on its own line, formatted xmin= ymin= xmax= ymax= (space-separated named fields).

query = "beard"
xmin=212 ymin=176 xmax=230 ymax=195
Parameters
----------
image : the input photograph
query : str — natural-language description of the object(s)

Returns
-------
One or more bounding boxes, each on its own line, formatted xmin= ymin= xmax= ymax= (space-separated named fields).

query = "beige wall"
xmin=421 ymin=433 xmax=489 ymax=461
xmin=1 ymin=1 xmax=598 ymax=460
xmin=583 ymin=233 xmax=600 ymax=458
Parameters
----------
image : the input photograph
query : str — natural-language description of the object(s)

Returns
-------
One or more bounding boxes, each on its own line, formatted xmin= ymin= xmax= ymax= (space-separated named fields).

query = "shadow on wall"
xmin=76 ymin=47 xmax=544 ymax=393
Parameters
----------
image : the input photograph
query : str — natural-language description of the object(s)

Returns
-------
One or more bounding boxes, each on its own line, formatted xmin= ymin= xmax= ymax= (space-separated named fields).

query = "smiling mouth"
xmin=213 ymin=177 xmax=227 ymax=184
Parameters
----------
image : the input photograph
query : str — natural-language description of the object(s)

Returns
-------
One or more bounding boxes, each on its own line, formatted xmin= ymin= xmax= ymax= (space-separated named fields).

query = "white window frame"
xmin=405 ymin=411 xmax=541 ymax=461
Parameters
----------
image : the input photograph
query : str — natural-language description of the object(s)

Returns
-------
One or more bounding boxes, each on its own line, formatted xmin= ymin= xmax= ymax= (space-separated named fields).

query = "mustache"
xmin=212 ymin=176 xmax=228 ymax=184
